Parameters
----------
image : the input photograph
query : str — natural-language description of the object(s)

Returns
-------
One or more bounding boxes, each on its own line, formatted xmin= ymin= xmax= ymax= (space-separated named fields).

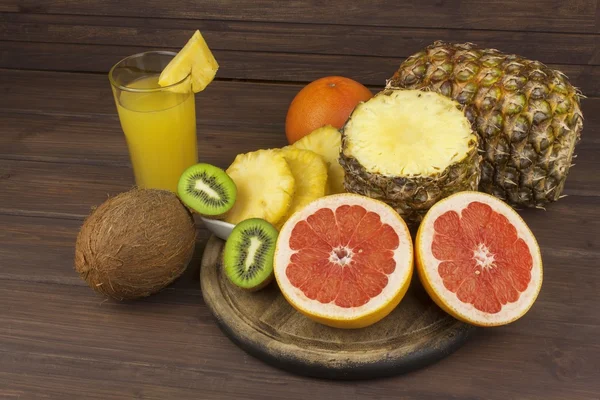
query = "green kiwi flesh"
xmin=177 ymin=163 xmax=237 ymax=216
xmin=223 ymin=218 xmax=278 ymax=291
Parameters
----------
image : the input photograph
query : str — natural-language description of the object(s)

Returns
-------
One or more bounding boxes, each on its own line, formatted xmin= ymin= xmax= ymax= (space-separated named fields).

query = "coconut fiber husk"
xmin=75 ymin=188 xmax=196 ymax=300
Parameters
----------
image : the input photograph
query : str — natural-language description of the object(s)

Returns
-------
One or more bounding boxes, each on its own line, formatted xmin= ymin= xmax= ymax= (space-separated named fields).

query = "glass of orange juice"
xmin=109 ymin=51 xmax=198 ymax=192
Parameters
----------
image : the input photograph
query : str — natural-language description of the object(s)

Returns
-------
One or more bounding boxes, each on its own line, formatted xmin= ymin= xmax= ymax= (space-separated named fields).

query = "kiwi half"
xmin=223 ymin=218 xmax=278 ymax=291
xmin=178 ymin=163 xmax=237 ymax=216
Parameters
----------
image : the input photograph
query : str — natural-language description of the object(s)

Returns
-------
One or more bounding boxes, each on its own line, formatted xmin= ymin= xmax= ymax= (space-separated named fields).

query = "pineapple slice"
xmin=225 ymin=149 xmax=295 ymax=225
xmin=276 ymin=148 xmax=328 ymax=227
xmin=291 ymin=125 xmax=345 ymax=194
xmin=158 ymin=30 xmax=219 ymax=93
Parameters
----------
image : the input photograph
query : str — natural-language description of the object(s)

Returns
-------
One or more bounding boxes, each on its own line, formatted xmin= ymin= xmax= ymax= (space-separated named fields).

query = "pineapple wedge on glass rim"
xmin=340 ymin=89 xmax=480 ymax=225
xmin=158 ymin=30 xmax=219 ymax=93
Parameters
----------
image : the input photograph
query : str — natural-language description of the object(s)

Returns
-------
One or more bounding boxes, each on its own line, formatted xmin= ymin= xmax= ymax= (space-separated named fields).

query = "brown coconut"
xmin=75 ymin=188 xmax=196 ymax=300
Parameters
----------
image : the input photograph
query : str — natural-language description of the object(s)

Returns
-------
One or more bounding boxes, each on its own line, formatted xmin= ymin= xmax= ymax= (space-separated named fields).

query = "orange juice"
xmin=115 ymin=75 xmax=197 ymax=192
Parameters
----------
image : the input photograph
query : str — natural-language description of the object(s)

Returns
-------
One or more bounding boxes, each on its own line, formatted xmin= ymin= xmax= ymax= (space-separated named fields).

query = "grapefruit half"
xmin=416 ymin=191 xmax=543 ymax=327
xmin=274 ymin=194 xmax=413 ymax=329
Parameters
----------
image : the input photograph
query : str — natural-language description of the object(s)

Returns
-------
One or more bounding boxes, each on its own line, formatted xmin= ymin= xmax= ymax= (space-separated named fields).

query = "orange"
xmin=285 ymin=76 xmax=373 ymax=144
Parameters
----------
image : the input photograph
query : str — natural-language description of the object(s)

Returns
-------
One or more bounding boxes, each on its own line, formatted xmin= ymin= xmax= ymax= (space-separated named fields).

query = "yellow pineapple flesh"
xmin=224 ymin=149 xmax=295 ymax=225
xmin=291 ymin=125 xmax=345 ymax=194
xmin=276 ymin=148 xmax=328 ymax=227
xmin=158 ymin=30 xmax=219 ymax=93
xmin=340 ymin=89 xmax=480 ymax=225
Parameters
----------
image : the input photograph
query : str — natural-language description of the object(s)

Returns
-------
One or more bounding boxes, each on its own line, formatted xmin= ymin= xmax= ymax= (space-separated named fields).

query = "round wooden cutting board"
xmin=200 ymin=235 xmax=475 ymax=379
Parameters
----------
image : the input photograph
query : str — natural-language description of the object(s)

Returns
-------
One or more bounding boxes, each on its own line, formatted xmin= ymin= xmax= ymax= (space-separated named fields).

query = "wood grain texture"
xmin=0 ymin=213 xmax=211 ymax=288
xmin=0 ymin=112 xmax=288 ymax=166
xmin=1 ymin=120 xmax=598 ymax=198
xmin=200 ymin=236 xmax=474 ymax=379
xmin=1 ymin=12 xmax=598 ymax=63
xmin=2 ymin=0 xmax=600 ymax=396
xmin=1 ymin=181 xmax=599 ymax=286
xmin=1 ymin=155 xmax=599 ymax=364
xmin=0 ymin=69 xmax=302 ymax=123
xmin=0 ymin=126 xmax=598 ymax=220
xmin=1 ymin=45 xmax=598 ymax=93
xmin=4 ymin=127 xmax=599 ymax=200
xmin=0 ymin=201 xmax=599 ymax=398
xmin=0 ymin=0 xmax=597 ymax=33
xmin=0 ymin=72 xmax=598 ymax=205
xmin=2 ymin=46 xmax=598 ymax=93
xmin=0 ymin=41 xmax=401 ymax=87
xmin=0 ymin=69 xmax=598 ymax=168
xmin=1 ymin=9 xmax=599 ymax=90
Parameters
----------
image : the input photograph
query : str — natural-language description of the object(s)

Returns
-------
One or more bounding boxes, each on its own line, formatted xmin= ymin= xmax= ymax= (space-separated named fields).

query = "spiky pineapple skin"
xmin=340 ymin=89 xmax=481 ymax=225
xmin=387 ymin=41 xmax=583 ymax=208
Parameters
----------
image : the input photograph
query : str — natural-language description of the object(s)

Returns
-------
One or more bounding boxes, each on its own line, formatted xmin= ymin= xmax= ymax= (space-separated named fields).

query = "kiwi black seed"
xmin=223 ymin=218 xmax=279 ymax=291
xmin=177 ymin=163 xmax=237 ymax=216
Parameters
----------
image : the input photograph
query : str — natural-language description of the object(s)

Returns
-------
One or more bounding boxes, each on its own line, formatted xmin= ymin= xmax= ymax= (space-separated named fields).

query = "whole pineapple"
xmin=387 ymin=41 xmax=584 ymax=208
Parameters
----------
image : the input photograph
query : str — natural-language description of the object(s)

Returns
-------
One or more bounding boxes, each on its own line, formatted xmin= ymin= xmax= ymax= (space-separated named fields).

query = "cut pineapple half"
xmin=225 ymin=149 xmax=295 ymax=226
xmin=340 ymin=89 xmax=480 ymax=224
xmin=343 ymin=90 xmax=476 ymax=176
xmin=158 ymin=30 xmax=219 ymax=93
xmin=276 ymin=148 xmax=328 ymax=227
xmin=291 ymin=125 xmax=345 ymax=194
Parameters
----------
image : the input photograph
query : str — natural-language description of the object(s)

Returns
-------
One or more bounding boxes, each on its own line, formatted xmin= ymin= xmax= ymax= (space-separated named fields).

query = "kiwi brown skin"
xmin=222 ymin=218 xmax=278 ymax=291
xmin=233 ymin=271 xmax=274 ymax=292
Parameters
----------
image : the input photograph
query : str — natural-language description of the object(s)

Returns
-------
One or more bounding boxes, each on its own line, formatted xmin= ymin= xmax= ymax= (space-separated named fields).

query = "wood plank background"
xmin=1 ymin=1 xmax=599 ymax=399
xmin=1 ymin=5 xmax=599 ymax=91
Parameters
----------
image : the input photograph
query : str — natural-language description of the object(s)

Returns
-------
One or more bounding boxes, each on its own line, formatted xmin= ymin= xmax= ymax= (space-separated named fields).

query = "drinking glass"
xmin=109 ymin=51 xmax=198 ymax=192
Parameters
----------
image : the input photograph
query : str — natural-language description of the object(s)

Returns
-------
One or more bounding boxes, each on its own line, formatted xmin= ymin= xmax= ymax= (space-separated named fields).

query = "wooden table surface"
xmin=1 ymin=2 xmax=599 ymax=399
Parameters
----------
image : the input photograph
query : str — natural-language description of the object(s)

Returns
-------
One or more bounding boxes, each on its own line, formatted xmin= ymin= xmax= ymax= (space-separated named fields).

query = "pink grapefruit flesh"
xmin=274 ymin=194 xmax=413 ymax=329
xmin=416 ymin=191 xmax=543 ymax=327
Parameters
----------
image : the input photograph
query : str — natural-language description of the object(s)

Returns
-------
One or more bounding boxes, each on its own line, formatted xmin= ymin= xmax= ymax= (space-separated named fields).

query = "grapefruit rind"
xmin=416 ymin=191 xmax=543 ymax=327
xmin=274 ymin=193 xmax=413 ymax=329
